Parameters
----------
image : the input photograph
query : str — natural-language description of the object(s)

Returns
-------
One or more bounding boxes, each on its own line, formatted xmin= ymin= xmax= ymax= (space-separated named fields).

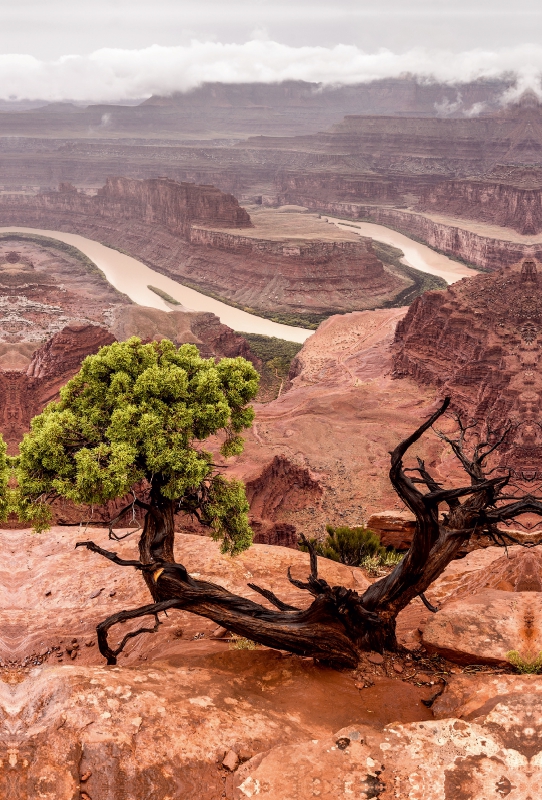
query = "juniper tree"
xmin=17 ymin=355 xmax=540 ymax=666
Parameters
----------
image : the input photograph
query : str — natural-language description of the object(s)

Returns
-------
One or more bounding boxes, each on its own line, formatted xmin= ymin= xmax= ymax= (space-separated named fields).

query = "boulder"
xmin=422 ymin=588 xmax=542 ymax=665
xmin=366 ymin=510 xmax=416 ymax=549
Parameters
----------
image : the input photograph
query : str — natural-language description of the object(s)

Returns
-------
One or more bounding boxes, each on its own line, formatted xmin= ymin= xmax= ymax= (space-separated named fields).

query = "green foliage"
xmin=320 ymin=525 xmax=386 ymax=566
xmin=238 ymin=333 xmax=303 ymax=380
xmin=507 ymin=650 xmax=542 ymax=674
xmin=16 ymin=338 xmax=260 ymax=552
xmin=147 ymin=285 xmax=182 ymax=305
xmin=300 ymin=525 xmax=393 ymax=568
xmin=229 ymin=635 xmax=257 ymax=650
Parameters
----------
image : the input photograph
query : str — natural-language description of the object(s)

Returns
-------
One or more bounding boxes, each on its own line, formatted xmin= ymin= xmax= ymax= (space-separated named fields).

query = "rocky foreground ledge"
xmin=0 ymin=528 xmax=540 ymax=797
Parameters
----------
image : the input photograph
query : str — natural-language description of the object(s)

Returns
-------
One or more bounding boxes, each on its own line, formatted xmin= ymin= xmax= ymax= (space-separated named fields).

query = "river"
xmin=324 ymin=217 xmax=479 ymax=284
xmin=0 ymin=223 xmax=477 ymax=344
xmin=0 ymin=226 xmax=312 ymax=344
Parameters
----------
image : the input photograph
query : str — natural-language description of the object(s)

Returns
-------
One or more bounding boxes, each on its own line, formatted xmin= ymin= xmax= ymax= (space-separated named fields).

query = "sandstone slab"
xmin=0 ymin=526 xmax=371 ymax=666
xmin=0 ymin=650 xmax=433 ymax=800
xmin=234 ymin=675 xmax=542 ymax=799
xmin=422 ymin=588 xmax=542 ymax=665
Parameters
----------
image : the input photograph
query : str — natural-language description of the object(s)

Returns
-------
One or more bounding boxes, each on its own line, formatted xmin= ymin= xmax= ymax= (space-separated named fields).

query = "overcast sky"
xmin=0 ymin=0 xmax=541 ymax=100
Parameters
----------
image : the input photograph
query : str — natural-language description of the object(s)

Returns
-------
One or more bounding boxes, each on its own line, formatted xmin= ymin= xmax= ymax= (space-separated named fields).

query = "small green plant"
xmin=229 ymin=635 xmax=257 ymax=650
xmin=300 ymin=525 xmax=403 ymax=570
xmin=359 ymin=554 xmax=383 ymax=576
xmin=507 ymin=650 xmax=542 ymax=674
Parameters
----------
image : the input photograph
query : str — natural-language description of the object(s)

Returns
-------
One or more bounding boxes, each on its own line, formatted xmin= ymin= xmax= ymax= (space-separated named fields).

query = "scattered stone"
xmin=80 ymin=771 xmax=92 ymax=782
xmin=336 ymin=737 xmax=350 ymax=750
xmin=44 ymin=591 xmax=51 ymax=597
xmin=392 ymin=663 xmax=404 ymax=674
xmin=89 ymin=588 xmax=104 ymax=599
xmin=222 ymin=749 xmax=239 ymax=772
xmin=367 ymin=653 xmax=384 ymax=665
xmin=211 ymin=626 xmax=228 ymax=639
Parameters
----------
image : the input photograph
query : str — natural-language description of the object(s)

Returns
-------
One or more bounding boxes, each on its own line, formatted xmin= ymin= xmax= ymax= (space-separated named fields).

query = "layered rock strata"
xmin=0 ymin=179 xmax=406 ymax=314
xmin=393 ymin=259 xmax=542 ymax=467
xmin=11 ymin=177 xmax=252 ymax=239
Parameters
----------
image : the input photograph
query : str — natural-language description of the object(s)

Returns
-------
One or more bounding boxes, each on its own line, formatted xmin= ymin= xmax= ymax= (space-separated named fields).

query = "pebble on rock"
xmin=222 ymin=750 xmax=239 ymax=772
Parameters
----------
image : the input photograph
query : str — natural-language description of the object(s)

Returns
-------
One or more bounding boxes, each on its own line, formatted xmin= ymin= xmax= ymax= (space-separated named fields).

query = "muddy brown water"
xmin=0 ymin=226 xmax=313 ymax=343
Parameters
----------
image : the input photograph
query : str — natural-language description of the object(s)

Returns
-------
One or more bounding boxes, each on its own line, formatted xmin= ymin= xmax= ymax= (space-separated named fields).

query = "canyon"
xmin=0 ymin=179 xmax=417 ymax=319
xmin=1 ymin=76 xmax=542 ymax=799
xmin=1 ymin=96 xmax=542 ymax=279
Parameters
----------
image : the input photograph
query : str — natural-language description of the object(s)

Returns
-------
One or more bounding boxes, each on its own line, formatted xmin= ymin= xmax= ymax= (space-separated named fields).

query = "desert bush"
xmin=507 ymin=650 xmax=542 ymax=674
xmin=300 ymin=525 xmax=402 ymax=570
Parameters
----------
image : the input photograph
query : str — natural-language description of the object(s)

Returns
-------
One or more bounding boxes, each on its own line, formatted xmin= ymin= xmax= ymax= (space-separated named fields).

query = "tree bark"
xmin=79 ymin=398 xmax=535 ymax=667
xmin=138 ymin=481 xmax=176 ymax=599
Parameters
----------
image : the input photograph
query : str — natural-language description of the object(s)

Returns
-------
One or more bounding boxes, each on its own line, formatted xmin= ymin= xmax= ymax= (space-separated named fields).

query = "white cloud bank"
xmin=1 ymin=40 xmax=542 ymax=103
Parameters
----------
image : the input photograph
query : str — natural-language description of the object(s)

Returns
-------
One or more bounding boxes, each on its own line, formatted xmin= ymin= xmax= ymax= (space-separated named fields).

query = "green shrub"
xmin=507 ymin=650 xmax=542 ymax=674
xmin=229 ymin=635 xmax=257 ymax=650
xmin=300 ymin=524 xmax=401 ymax=568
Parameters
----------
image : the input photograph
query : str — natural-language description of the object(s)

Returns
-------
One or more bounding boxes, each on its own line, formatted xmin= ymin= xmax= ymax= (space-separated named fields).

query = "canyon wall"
xmin=284 ymin=200 xmax=540 ymax=271
xmin=0 ymin=184 xmax=405 ymax=315
xmin=393 ymin=260 xmax=542 ymax=468
xmin=417 ymin=179 xmax=542 ymax=236
xmin=3 ymin=177 xmax=251 ymax=239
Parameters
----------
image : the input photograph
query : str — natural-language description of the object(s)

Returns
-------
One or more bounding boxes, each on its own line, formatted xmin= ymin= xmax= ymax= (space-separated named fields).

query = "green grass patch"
xmin=238 ymin=332 xmax=303 ymax=379
xmin=147 ymin=285 xmax=182 ymax=305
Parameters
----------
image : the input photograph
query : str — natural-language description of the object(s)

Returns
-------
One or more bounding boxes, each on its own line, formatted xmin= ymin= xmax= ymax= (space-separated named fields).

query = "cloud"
xmin=0 ymin=40 xmax=541 ymax=103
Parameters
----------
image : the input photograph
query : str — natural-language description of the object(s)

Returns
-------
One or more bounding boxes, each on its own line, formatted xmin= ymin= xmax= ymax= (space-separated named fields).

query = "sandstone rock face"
xmin=418 ymin=176 xmax=542 ymax=236
xmin=366 ymin=510 xmax=416 ymax=549
xmin=393 ymin=260 xmax=542 ymax=468
xmin=3 ymin=176 xmax=251 ymax=239
xmin=0 ymin=324 xmax=115 ymax=453
xmin=422 ymin=589 xmax=542 ymax=665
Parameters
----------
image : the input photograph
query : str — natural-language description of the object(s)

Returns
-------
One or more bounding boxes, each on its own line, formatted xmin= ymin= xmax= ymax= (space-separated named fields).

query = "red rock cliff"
xmin=1 ymin=177 xmax=251 ymax=241
xmin=393 ymin=260 xmax=542 ymax=467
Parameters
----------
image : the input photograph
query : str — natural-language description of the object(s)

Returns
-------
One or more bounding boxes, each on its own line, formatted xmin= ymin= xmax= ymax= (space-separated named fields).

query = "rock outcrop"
xmin=393 ymin=259 xmax=542 ymax=467
xmin=366 ymin=510 xmax=416 ymax=550
xmin=0 ymin=182 xmax=406 ymax=316
xmin=4 ymin=176 xmax=251 ymax=239
xmin=0 ymin=324 xmax=115 ymax=453
xmin=207 ymin=307 xmax=468 ymax=535
xmin=422 ymin=589 xmax=542 ymax=665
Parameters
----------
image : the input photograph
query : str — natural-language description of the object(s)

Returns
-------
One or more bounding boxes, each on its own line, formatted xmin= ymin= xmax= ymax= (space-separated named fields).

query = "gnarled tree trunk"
xmin=78 ymin=397 xmax=538 ymax=667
